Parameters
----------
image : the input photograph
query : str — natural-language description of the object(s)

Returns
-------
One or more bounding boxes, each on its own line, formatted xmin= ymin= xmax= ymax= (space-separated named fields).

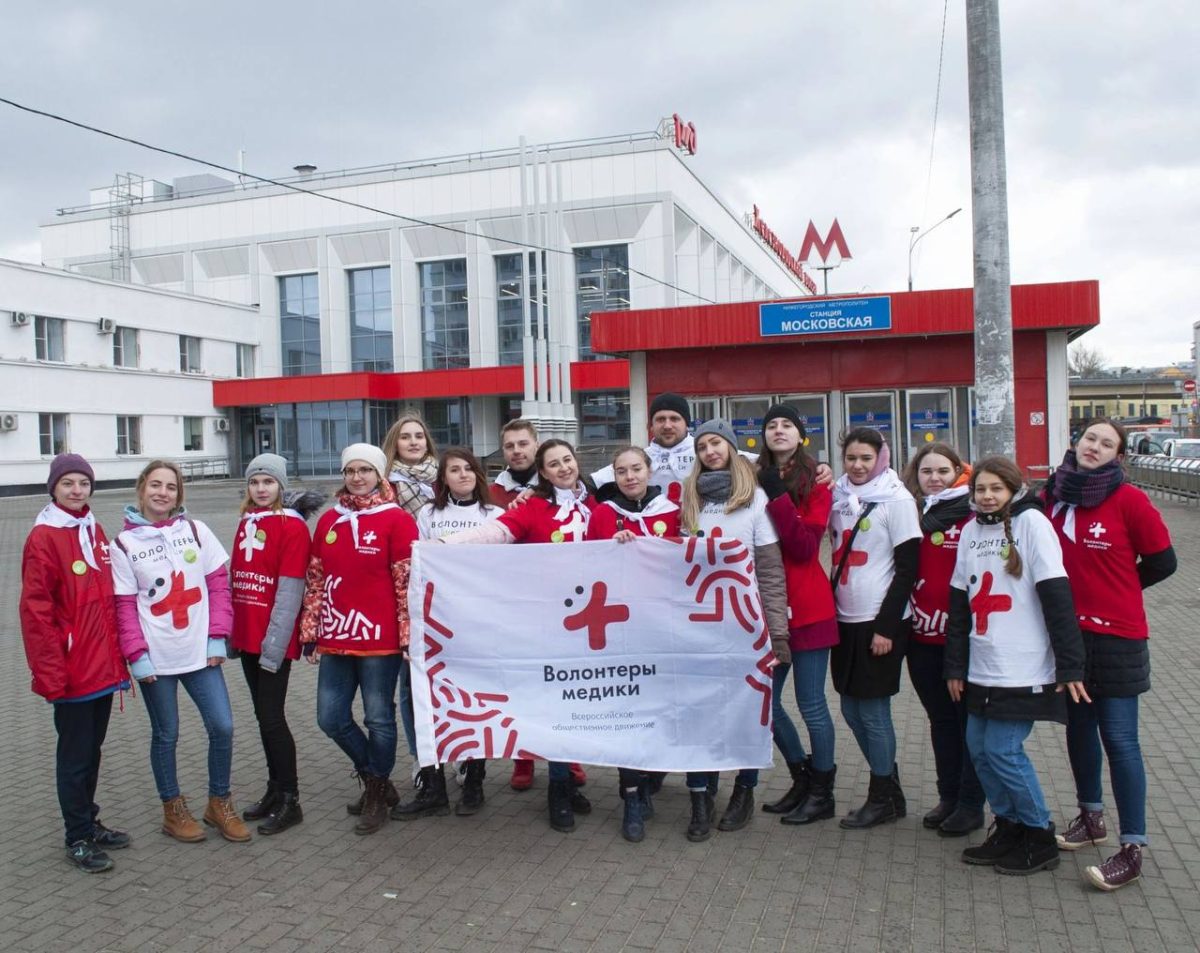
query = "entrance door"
xmin=905 ymin=389 xmax=954 ymax=460
xmin=255 ymin=424 xmax=274 ymax=454
xmin=727 ymin=396 xmax=772 ymax=454
xmin=688 ymin=398 xmax=720 ymax=431
xmin=776 ymin=393 xmax=830 ymax=463
xmin=844 ymin=391 xmax=897 ymax=452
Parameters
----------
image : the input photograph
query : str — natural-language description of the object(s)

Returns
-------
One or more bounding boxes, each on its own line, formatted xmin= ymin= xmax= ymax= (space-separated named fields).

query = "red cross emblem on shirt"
xmin=831 ymin=529 xmax=869 ymax=585
xmin=563 ymin=581 xmax=630 ymax=650
xmin=970 ymin=571 xmax=1012 ymax=636
xmin=150 ymin=571 xmax=203 ymax=630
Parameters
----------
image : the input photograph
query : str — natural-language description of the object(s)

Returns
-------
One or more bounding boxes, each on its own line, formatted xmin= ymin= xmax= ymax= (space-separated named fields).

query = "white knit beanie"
xmin=340 ymin=443 xmax=387 ymax=478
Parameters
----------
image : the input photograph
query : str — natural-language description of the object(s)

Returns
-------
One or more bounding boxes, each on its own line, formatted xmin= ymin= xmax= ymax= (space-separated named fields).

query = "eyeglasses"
xmin=341 ymin=466 xmax=376 ymax=478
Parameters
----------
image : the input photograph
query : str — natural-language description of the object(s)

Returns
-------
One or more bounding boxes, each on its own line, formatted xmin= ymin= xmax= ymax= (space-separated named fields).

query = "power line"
xmin=920 ymin=0 xmax=952 ymax=228
xmin=0 ymin=94 xmax=721 ymax=304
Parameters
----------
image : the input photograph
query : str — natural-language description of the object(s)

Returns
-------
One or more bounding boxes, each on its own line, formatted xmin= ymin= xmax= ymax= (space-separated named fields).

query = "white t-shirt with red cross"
xmin=111 ymin=517 xmax=229 ymax=676
xmin=951 ymin=508 xmax=1067 ymax=687
xmin=828 ymin=497 xmax=922 ymax=623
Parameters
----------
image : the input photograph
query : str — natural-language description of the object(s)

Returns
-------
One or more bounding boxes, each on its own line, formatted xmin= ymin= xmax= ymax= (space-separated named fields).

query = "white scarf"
xmin=331 ymin=501 xmax=399 ymax=550
xmin=921 ymin=483 xmax=970 ymax=514
xmin=601 ymin=494 xmax=677 ymax=537
xmin=35 ymin=503 xmax=99 ymax=570
xmin=238 ymin=508 xmax=305 ymax=562
xmin=494 ymin=469 xmax=540 ymax=493
xmin=645 ymin=434 xmax=697 ymax=482
xmin=1049 ymin=500 xmax=1078 ymax=542
xmin=551 ymin=484 xmax=592 ymax=527
xmin=833 ymin=468 xmax=912 ymax=521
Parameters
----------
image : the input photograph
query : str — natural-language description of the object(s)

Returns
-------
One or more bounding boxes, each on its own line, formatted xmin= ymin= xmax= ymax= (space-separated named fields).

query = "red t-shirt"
xmin=310 ymin=504 xmax=418 ymax=654
xmin=910 ymin=514 xmax=974 ymax=645
xmin=498 ymin=495 xmax=592 ymax=544
xmin=230 ymin=509 xmax=311 ymax=658
xmin=1047 ymin=484 xmax=1171 ymax=639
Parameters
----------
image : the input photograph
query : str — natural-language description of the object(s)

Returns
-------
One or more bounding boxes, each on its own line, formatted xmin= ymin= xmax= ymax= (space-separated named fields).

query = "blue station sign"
xmin=759 ymin=296 xmax=892 ymax=338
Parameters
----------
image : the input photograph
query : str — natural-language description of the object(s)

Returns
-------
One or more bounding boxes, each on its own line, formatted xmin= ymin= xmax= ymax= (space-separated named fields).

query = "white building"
xmin=0 ymin=258 xmax=258 ymax=493
xmin=38 ymin=127 xmax=815 ymax=476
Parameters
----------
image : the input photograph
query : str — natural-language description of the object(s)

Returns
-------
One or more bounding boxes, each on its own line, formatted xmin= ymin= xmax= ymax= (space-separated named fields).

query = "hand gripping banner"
xmin=408 ymin=536 xmax=774 ymax=773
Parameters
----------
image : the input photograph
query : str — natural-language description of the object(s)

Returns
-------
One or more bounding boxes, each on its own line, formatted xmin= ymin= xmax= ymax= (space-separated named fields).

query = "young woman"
xmin=585 ymin=445 xmax=681 ymax=842
xmin=397 ymin=448 xmax=503 ymax=820
xmin=20 ymin=454 xmax=130 ymax=873
xmin=300 ymin=444 xmax=418 ymax=836
xmin=229 ymin=454 xmax=323 ymax=836
xmin=945 ymin=456 xmax=1088 ymax=876
xmin=439 ymin=439 xmax=595 ymax=833
xmin=111 ymin=460 xmax=247 ymax=844
xmin=1045 ymin=418 xmax=1176 ymax=890
xmin=753 ymin=405 xmax=838 ymax=827
xmin=828 ymin=428 xmax=920 ymax=830
xmin=902 ymin=442 xmax=986 ymax=838
xmin=679 ymin=419 xmax=790 ymax=842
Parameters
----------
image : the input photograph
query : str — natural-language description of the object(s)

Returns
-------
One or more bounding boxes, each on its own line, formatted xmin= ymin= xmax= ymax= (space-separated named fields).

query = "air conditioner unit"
xmin=10 ymin=312 xmax=32 ymax=327
xmin=213 ymin=417 xmax=231 ymax=432
xmin=97 ymin=317 xmax=116 ymax=334
xmin=0 ymin=413 xmax=18 ymax=432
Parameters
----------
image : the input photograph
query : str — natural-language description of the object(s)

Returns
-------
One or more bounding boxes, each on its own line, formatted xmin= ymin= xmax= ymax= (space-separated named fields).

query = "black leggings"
xmin=240 ymin=654 xmax=298 ymax=794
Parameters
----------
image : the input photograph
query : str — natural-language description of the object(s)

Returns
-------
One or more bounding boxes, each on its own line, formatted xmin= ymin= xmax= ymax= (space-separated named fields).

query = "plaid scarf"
xmin=1046 ymin=450 xmax=1124 ymax=508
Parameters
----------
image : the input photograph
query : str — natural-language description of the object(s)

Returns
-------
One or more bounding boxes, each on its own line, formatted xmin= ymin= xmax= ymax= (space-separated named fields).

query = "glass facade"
xmin=367 ymin=401 xmax=402 ymax=446
xmin=349 ymin=267 xmax=394 ymax=372
xmin=280 ymin=273 xmax=321 ymax=376
xmin=423 ymin=398 xmax=468 ymax=448
xmin=495 ymin=253 xmax=546 ymax=365
xmin=574 ymin=245 xmax=629 ymax=360
xmin=420 ymin=259 xmax=469 ymax=370
xmin=277 ymin=400 xmax=367 ymax=476
xmin=576 ymin=390 xmax=630 ymax=442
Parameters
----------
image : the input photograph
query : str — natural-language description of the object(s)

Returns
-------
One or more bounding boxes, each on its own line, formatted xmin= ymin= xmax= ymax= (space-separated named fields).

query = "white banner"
xmin=408 ymin=536 xmax=774 ymax=773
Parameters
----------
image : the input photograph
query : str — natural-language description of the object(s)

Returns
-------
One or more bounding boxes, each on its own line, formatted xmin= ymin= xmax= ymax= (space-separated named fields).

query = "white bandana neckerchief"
xmin=1050 ymin=500 xmax=1078 ymax=542
xmin=35 ymin=503 xmax=99 ymax=570
xmin=833 ymin=468 xmax=911 ymax=521
xmin=494 ymin=469 xmax=540 ymax=493
xmin=601 ymin=493 xmax=677 ymax=537
xmin=551 ymin=485 xmax=592 ymax=528
xmin=921 ymin=483 xmax=970 ymax=514
xmin=645 ymin=434 xmax=696 ymax=483
xmin=331 ymin=501 xmax=399 ymax=550
xmin=238 ymin=508 xmax=306 ymax=562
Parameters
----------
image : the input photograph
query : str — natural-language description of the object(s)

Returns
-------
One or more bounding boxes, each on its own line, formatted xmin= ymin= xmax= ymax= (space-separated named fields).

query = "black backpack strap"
xmin=186 ymin=516 xmax=202 ymax=549
xmin=830 ymin=502 xmax=877 ymax=590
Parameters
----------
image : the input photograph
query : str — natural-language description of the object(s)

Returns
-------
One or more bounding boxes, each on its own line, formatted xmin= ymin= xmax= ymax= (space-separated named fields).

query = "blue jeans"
xmin=1066 ymin=695 xmax=1147 ymax=845
xmin=317 ymin=654 xmax=401 ymax=779
xmin=840 ymin=695 xmax=896 ymax=777
xmin=965 ymin=714 xmax=1051 ymax=828
xmin=398 ymin=660 xmax=417 ymax=758
xmin=140 ymin=665 xmax=234 ymax=801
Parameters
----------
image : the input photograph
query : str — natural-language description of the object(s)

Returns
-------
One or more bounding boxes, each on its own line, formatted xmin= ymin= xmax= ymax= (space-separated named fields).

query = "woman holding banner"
xmin=678 ymin=419 xmax=790 ymax=842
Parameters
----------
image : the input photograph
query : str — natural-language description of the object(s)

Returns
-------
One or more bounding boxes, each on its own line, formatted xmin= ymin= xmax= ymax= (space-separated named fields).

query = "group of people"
xmin=20 ymin=393 xmax=1173 ymax=894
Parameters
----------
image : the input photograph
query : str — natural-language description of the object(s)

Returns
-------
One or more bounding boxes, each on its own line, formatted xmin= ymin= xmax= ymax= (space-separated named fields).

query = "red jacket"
xmin=765 ymin=483 xmax=837 ymax=648
xmin=20 ymin=509 xmax=126 ymax=701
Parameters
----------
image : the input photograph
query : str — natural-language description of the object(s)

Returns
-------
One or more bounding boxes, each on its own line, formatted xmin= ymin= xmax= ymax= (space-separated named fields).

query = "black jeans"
xmin=54 ymin=694 xmax=113 ymax=845
xmin=906 ymin=639 xmax=984 ymax=809
xmin=240 ymin=654 xmax=298 ymax=794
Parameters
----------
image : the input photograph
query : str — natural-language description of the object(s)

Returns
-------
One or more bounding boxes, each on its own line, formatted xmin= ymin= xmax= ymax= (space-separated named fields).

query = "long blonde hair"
xmin=680 ymin=445 xmax=757 ymax=533
xmin=382 ymin=413 xmax=437 ymax=476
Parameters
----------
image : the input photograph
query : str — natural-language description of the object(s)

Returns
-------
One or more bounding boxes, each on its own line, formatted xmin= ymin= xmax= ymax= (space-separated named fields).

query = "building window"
xmin=349 ymin=267 xmax=394 ymax=372
xmin=367 ymin=400 xmax=402 ymax=446
xmin=116 ymin=416 xmax=141 ymax=455
xmin=183 ymin=416 xmax=204 ymax=452
xmin=112 ymin=326 xmax=138 ymax=367
xmin=1128 ymin=402 xmax=1135 ymax=416
xmin=236 ymin=343 xmax=255 ymax=378
xmin=276 ymin=400 xmax=367 ymax=476
xmin=179 ymin=335 xmax=202 ymax=373
xmin=39 ymin=413 xmax=68 ymax=455
xmin=422 ymin=398 xmax=468 ymax=447
xmin=35 ymin=316 xmax=65 ymax=362
xmin=574 ymin=245 xmax=629 ymax=360
xmin=495 ymin=253 xmax=546 ymax=365
xmin=420 ymin=259 xmax=469 ymax=370
xmin=1150 ymin=404 xmax=1158 ymax=417
xmin=279 ymin=273 xmax=321 ymax=376
xmin=577 ymin=390 xmax=630 ymax=442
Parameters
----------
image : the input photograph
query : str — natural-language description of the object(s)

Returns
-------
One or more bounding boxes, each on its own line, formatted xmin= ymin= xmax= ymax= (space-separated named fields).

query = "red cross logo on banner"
xmin=831 ymin=529 xmax=868 ymax=585
xmin=563 ymin=581 xmax=630 ymax=650
xmin=149 ymin=571 xmax=203 ymax=630
xmin=970 ymin=571 xmax=1012 ymax=635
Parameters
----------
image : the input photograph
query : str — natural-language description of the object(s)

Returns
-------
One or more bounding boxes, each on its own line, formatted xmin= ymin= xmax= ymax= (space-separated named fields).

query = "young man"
xmin=591 ymin=393 xmax=696 ymax=503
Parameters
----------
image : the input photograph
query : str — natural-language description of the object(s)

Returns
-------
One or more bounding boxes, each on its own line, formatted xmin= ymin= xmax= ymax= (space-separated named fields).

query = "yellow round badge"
xmin=183 ymin=549 xmax=198 ymax=563
xmin=71 ymin=560 xmax=87 ymax=576
xmin=255 ymin=529 xmax=267 ymax=542
xmin=652 ymin=520 xmax=667 ymax=537
xmin=325 ymin=530 xmax=338 ymax=545
xmin=550 ymin=530 xmax=565 ymax=543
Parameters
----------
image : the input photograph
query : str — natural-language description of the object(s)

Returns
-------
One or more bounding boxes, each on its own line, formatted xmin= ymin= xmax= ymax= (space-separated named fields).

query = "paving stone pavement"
xmin=2 ymin=481 xmax=1199 ymax=953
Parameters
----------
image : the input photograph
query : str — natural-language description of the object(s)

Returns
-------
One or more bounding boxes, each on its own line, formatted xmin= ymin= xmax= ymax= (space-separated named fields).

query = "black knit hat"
xmin=761 ymin=404 xmax=806 ymax=442
xmin=648 ymin=392 xmax=691 ymax=427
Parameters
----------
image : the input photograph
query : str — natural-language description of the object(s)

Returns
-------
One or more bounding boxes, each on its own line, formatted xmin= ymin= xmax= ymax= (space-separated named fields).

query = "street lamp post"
xmin=907 ymin=207 xmax=963 ymax=292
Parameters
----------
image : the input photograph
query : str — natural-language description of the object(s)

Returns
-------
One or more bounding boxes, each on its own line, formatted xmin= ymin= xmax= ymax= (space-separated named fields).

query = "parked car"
xmin=1163 ymin=438 xmax=1200 ymax=459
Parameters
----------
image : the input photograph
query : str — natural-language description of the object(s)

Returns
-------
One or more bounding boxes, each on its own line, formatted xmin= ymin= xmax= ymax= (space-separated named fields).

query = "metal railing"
xmin=177 ymin=456 xmax=231 ymax=481
xmin=1125 ymin=454 xmax=1200 ymax=504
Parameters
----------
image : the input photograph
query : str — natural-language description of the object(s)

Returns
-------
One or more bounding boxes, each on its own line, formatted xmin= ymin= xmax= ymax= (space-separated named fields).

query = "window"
xmin=349 ymin=267 xmax=394 ymax=372
xmin=1150 ymin=404 xmax=1158 ymax=417
xmin=39 ymin=413 xmax=67 ymax=455
xmin=112 ymin=326 xmax=138 ymax=367
xmin=276 ymin=400 xmax=367 ymax=476
xmin=183 ymin=416 xmax=204 ymax=452
xmin=423 ymin=398 xmax=468 ymax=447
xmin=236 ymin=343 xmax=255 ymax=378
xmin=116 ymin=416 xmax=141 ymax=455
xmin=576 ymin=390 xmax=630 ymax=442
xmin=574 ymin=245 xmax=629 ymax=360
xmin=1128 ymin=402 xmax=1135 ymax=416
xmin=495 ymin=253 xmax=547 ymax=365
xmin=179 ymin=335 xmax=202 ymax=373
xmin=420 ymin=259 xmax=469 ymax=370
xmin=35 ymin=316 xmax=65 ymax=362
xmin=279 ymin=273 xmax=321 ymax=376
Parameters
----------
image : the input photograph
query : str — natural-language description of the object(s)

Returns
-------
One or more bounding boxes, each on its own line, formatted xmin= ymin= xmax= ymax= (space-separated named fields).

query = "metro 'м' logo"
xmin=799 ymin=219 xmax=853 ymax=264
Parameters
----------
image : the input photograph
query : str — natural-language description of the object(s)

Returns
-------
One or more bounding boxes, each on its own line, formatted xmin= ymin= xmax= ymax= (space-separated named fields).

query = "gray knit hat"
xmin=693 ymin=418 xmax=738 ymax=451
xmin=245 ymin=452 xmax=289 ymax=491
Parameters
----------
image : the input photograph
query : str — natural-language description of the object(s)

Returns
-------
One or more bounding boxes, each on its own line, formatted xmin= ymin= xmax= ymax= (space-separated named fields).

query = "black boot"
xmin=258 ymin=792 xmax=303 ymax=835
xmin=961 ymin=816 xmax=1023 ymax=865
xmin=570 ymin=780 xmax=592 ymax=815
xmin=995 ymin=823 xmax=1061 ymax=876
xmin=456 ymin=761 xmax=486 ymax=816
xmin=718 ymin=783 xmax=755 ymax=832
xmin=638 ymin=781 xmax=655 ymax=821
xmin=686 ymin=789 xmax=713 ymax=842
xmin=782 ymin=764 xmax=836 ymax=825
xmin=890 ymin=764 xmax=907 ymax=818
xmin=762 ymin=759 xmax=810 ymax=814
xmin=839 ymin=773 xmax=897 ymax=829
xmin=548 ymin=779 xmax=575 ymax=832
xmin=622 ymin=788 xmax=646 ymax=842
xmin=392 ymin=765 xmax=450 ymax=820
xmin=938 ymin=804 xmax=985 ymax=838
xmin=922 ymin=799 xmax=955 ymax=830
xmin=242 ymin=781 xmax=280 ymax=821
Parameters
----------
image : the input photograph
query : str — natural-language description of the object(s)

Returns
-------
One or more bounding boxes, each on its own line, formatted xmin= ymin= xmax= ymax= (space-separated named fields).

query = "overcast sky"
xmin=1 ymin=1 xmax=1196 ymax=368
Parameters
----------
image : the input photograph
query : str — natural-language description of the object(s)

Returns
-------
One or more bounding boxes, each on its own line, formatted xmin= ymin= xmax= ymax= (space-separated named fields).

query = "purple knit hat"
xmin=47 ymin=453 xmax=95 ymax=498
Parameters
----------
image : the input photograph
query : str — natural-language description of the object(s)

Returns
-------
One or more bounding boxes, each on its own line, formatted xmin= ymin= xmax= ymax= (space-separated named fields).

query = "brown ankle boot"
xmin=161 ymin=796 xmax=206 ymax=842
xmin=354 ymin=775 xmax=390 ymax=835
xmin=203 ymin=795 xmax=252 ymax=843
